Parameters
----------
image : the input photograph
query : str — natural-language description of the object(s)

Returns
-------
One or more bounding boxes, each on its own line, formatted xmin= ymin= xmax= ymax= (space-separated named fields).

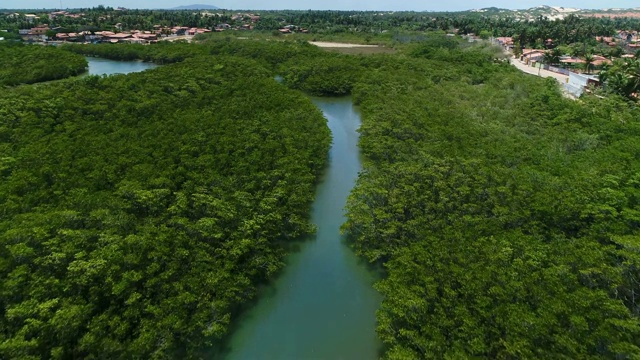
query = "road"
xmin=508 ymin=55 xmax=577 ymax=99
xmin=509 ymin=56 xmax=569 ymax=84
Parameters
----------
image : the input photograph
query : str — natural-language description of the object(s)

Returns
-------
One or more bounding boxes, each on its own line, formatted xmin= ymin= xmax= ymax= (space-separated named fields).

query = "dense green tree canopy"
xmin=0 ymin=42 xmax=87 ymax=86
xmin=0 ymin=54 xmax=330 ymax=359
xmin=2 ymin=33 xmax=640 ymax=359
xmin=341 ymin=37 xmax=640 ymax=358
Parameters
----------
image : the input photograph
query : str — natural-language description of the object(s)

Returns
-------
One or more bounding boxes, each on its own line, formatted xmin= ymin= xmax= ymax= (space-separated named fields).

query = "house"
xmin=95 ymin=31 xmax=115 ymax=37
xmin=133 ymin=33 xmax=158 ymax=41
xmin=86 ymin=33 xmax=103 ymax=42
xmin=124 ymin=37 xmax=146 ymax=44
xmin=495 ymin=37 xmax=514 ymax=49
xmin=93 ymin=32 xmax=133 ymax=42
xmin=564 ymin=72 xmax=599 ymax=97
xmin=521 ymin=49 xmax=545 ymax=64
xmin=48 ymin=11 xmax=67 ymax=20
xmin=544 ymin=38 xmax=555 ymax=48
xmin=56 ymin=32 xmax=88 ymax=42
xmin=592 ymin=55 xmax=612 ymax=67
xmin=109 ymin=33 xmax=133 ymax=41
xmin=173 ymin=27 xmax=189 ymax=35
xmin=25 ymin=14 xmax=38 ymax=22
xmin=559 ymin=57 xmax=585 ymax=68
xmin=30 ymin=26 xmax=49 ymax=36
xmin=19 ymin=26 xmax=50 ymax=41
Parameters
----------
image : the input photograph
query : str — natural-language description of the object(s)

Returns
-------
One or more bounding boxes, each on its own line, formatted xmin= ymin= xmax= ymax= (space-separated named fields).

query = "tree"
xmin=542 ymin=49 xmax=560 ymax=66
xmin=583 ymin=53 xmax=595 ymax=74
xmin=600 ymin=58 xmax=640 ymax=99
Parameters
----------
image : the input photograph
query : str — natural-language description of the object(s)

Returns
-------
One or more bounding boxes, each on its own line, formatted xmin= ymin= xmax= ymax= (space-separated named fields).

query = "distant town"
xmin=0 ymin=8 xmax=310 ymax=44
xmin=3 ymin=6 xmax=640 ymax=99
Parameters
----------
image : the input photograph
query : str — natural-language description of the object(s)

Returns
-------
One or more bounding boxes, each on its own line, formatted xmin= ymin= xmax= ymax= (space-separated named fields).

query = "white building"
xmin=564 ymin=72 xmax=599 ymax=97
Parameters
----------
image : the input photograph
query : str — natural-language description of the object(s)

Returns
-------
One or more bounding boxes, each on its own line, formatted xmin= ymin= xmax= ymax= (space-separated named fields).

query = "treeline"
xmin=0 ymin=7 xmax=237 ymax=33
xmin=63 ymin=38 xmax=363 ymax=96
xmin=62 ymin=42 xmax=209 ymax=64
xmin=4 ymin=7 xmax=640 ymax=48
xmin=0 ymin=42 xmax=87 ymax=86
xmin=0 ymin=55 xmax=330 ymax=358
xmin=339 ymin=37 xmax=640 ymax=357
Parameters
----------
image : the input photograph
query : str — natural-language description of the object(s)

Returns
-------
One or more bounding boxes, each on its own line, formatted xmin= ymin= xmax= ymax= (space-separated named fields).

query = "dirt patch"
xmin=320 ymin=46 xmax=396 ymax=55
xmin=309 ymin=41 xmax=379 ymax=48
xmin=583 ymin=11 xmax=640 ymax=18
xmin=309 ymin=41 xmax=395 ymax=55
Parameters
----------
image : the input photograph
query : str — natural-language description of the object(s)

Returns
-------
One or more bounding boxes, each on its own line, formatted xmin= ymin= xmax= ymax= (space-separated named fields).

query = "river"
xmin=85 ymin=58 xmax=381 ymax=358
xmin=222 ymin=97 xmax=382 ymax=360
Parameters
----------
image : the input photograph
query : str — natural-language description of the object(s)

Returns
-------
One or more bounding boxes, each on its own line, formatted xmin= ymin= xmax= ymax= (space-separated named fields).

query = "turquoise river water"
xmin=86 ymin=56 xmax=157 ymax=76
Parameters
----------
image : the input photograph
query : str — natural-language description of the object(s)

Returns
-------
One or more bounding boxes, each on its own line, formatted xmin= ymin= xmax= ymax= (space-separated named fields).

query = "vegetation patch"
xmin=0 ymin=43 xmax=87 ymax=86
xmin=0 ymin=55 xmax=330 ymax=359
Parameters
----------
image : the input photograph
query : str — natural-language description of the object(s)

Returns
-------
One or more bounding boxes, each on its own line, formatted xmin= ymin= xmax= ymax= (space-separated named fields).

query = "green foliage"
xmin=62 ymin=42 xmax=209 ymax=64
xmin=3 ymin=28 xmax=640 ymax=360
xmin=0 ymin=56 xmax=330 ymax=358
xmin=283 ymin=55 xmax=363 ymax=96
xmin=0 ymin=42 xmax=87 ymax=86
xmin=600 ymin=58 xmax=640 ymax=100
xmin=343 ymin=38 xmax=640 ymax=358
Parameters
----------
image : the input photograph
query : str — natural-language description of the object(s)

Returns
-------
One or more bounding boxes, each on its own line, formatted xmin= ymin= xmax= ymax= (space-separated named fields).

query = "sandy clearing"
xmin=309 ymin=41 xmax=380 ymax=48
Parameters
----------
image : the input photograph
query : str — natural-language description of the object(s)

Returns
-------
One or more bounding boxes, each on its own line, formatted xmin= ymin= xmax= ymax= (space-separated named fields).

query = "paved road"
xmin=508 ymin=55 xmax=577 ymax=99
xmin=509 ymin=56 xmax=569 ymax=84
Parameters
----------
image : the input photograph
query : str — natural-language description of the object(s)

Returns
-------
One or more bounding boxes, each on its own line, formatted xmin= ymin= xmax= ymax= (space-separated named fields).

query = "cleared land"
xmin=309 ymin=41 xmax=395 ymax=54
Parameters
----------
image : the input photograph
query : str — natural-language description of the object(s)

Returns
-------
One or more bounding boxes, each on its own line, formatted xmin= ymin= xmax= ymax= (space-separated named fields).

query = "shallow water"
xmin=85 ymin=57 xmax=157 ymax=76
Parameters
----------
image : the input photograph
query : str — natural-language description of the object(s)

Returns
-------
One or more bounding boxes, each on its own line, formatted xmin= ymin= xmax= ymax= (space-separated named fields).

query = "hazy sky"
xmin=2 ymin=0 xmax=639 ymax=12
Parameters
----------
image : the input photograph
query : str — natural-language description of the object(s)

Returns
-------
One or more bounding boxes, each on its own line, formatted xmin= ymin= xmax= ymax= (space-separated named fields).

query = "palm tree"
xmin=583 ymin=53 xmax=595 ymax=74
xmin=608 ymin=72 xmax=631 ymax=97
xmin=542 ymin=48 xmax=561 ymax=67
xmin=624 ymin=58 xmax=640 ymax=94
xmin=598 ymin=63 xmax=611 ymax=85
xmin=542 ymin=51 xmax=554 ymax=67
xmin=600 ymin=59 xmax=640 ymax=99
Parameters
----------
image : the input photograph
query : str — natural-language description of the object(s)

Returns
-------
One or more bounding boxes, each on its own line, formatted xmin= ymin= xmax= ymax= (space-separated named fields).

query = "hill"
xmin=171 ymin=4 xmax=219 ymax=10
xmin=468 ymin=4 xmax=640 ymax=20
